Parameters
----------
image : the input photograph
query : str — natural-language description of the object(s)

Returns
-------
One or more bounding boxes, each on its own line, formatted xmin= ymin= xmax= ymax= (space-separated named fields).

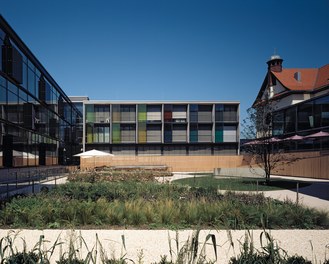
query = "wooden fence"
xmin=80 ymin=155 xmax=244 ymax=172
xmin=80 ymin=151 xmax=329 ymax=180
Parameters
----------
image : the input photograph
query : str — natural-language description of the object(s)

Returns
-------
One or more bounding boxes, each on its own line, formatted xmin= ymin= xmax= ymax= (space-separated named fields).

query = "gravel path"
xmin=0 ymin=229 xmax=328 ymax=264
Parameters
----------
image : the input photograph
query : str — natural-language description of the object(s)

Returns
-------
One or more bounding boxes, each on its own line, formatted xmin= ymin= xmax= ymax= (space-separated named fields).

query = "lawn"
xmin=173 ymin=175 xmax=311 ymax=192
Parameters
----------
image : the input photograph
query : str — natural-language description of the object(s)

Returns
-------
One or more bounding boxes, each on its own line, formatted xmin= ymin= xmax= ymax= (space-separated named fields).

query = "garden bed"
xmin=0 ymin=180 xmax=328 ymax=229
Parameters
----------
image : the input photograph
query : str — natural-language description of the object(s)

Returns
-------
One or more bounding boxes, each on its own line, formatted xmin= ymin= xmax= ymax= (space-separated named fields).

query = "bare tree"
xmin=242 ymin=100 xmax=283 ymax=184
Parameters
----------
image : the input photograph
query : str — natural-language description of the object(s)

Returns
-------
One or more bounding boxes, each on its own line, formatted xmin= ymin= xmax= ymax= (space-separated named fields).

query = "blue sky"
xmin=1 ymin=0 xmax=329 ymax=121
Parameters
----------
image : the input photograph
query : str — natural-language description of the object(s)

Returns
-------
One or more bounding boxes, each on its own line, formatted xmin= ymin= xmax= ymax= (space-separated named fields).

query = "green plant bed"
xmin=0 ymin=182 xmax=327 ymax=229
xmin=68 ymin=167 xmax=172 ymax=183
xmin=173 ymin=176 xmax=311 ymax=192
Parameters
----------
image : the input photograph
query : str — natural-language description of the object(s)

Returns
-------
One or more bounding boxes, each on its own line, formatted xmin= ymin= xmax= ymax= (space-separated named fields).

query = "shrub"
xmin=56 ymin=256 xmax=84 ymax=264
xmin=4 ymin=252 xmax=39 ymax=264
xmin=286 ymin=255 xmax=312 ymax=264
xmin=1 ymin=181 xmax=328 ymax=229
xmin=68 ymin=167 xmax=172 ymax=183
xmin=152 ymin=255 xmax=174 ymax=264
xmin=105 ymin=259 xmax=128 ymax=264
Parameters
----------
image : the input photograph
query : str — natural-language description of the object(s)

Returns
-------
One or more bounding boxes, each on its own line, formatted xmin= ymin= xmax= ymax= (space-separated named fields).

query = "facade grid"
xmin=83 ymin=101 xmax=240 ymax=156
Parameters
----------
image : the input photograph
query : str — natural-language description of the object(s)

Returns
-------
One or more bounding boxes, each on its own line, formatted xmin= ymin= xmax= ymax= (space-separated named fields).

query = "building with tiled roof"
xmin=253 ymin=55 xmax=329 ymax=152
xmin=254 ymin=55 xmax=329 ymax=109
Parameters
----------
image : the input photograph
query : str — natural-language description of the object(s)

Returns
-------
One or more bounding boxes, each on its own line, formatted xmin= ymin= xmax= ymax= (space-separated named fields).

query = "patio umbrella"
xmin=284 ymin=135 xmax=304 ymax=141
xmin=268 ymin=137 xmax=281 ymax=143
xmin=74 ymin=149 xmax=114 ymax=167
xmin=243 ymin=137 xmax=281 ymax=145
xmin=304 ymin=131 xmax=329 ymax=138
xmin=243 ymin=140 xmax=261 ymax=145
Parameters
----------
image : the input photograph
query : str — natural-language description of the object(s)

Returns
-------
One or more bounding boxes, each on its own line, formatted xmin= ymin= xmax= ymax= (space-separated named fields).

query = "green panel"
xmin=112 ymin=123 xmax=121 ymax=143
xmin=87 ymin=125 xmax=93 ymax=143
xmin=138 ymin=121 xmax=146 ymax=143
xmin=85 ymin=104 xmax=95 ymax=123
xmin=190 ymin=131 xmax=198 ymax=142
xmin=215 ymin=130 xmax=223 ymax=143
xmin=138 ymin=104 xmax=146 ymax=121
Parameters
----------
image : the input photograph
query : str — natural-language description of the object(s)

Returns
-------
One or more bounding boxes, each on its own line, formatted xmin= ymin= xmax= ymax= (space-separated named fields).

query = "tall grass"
xmin=68 ymin=167 xmax=172 ymax=183
xmin=229 ymin=230 xmax=315 ymax=264
xmin=0 ymin=230 xmax=62 ymax=264
xmin=1 ymin=189 xmax=328 ymax=229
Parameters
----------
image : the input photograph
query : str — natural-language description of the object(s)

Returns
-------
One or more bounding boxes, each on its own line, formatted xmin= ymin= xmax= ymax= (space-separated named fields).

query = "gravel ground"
xmin=0 ymin=229 xmax=328 ymax=264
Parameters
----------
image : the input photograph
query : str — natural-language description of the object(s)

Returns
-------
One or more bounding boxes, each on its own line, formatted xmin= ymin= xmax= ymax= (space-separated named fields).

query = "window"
xmin=164 ymin=104 xmax=172 ymax=122
xmin=297 ymin=101 xmax=313 ymax=131
xmin=94 ymin=105 xmax=110 ymax=123
xmin=85 ymin=104 xmax=95 ymax=123
xmin=0 ymin=83 xmax=6 ymax=103
xmin=198 ymin=105 xmax=212 ymax=122
xmin=216 ymin=104 xmax=238 ymax=122
xmin=147 ymin=105 xmax=161 ymax=122
xmin=121 ymin=105 xmax=136 ymax=122
xmin=285 ymin=107 xmax=296 ymax=133
xmin=172 ymin=124 xmax=187 ymax=142
xmin=272 ymin=111 xmax=284 ymax=136
xmin=27 ymin=67 xmax=35 ymax=95
xmin=189 ymin=104 xmax=198 ymax=122
xmin=314 ymin=95 xmax=329 ymax=128
xmin=121 ymin=124 xmax=136 ymax=143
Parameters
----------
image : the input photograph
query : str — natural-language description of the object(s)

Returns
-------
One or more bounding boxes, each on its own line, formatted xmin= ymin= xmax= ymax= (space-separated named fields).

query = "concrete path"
xmin=0 ymin=175 xmax=68 ymax=199
xmin=165 ymin=172 xmax=329 ymax=212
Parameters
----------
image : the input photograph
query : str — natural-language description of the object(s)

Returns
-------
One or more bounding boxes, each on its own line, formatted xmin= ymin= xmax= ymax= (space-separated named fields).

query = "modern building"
xmin=254 ymin=55 xmax=329 ymax=151
xmin=83 ymin=101 xmax=240 ymax=156
xmin=0 ymin=15 xmax=82 ymax=168
xmin=0 ymin=14 xmax=241 ymax=170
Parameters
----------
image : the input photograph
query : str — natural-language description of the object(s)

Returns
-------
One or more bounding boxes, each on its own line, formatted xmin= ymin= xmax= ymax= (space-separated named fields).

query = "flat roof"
xmin=83 ymin=100 xmax=240 ymax=104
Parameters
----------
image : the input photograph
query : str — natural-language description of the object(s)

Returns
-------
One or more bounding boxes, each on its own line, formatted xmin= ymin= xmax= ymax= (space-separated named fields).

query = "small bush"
xmin=152 ymin=255 xmax=174 ymax=264
xmin=105 ymin=259 xmax=128 ymax=264
xmin=56 ymin=256 xmax=84 ymax=264
xmin=4 ymin=252 xmax=39 ymax=264
xmin=286 ymin=255 xmax=312 ymax=264
xmin=1 ymin=180 xmax=328 ymax=229
xmin=68 ymin=167 xmax=172 ymax=183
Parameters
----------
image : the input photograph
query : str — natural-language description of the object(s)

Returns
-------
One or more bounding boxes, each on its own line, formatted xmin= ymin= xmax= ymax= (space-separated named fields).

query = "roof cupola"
xmin=267 ymin=54 xmax=283 ymax=72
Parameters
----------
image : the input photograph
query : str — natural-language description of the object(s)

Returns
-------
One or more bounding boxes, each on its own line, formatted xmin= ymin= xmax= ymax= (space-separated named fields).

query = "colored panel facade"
xmin=112 ymin=123 xmax=121 ymax=143
xmin=83 ymin=101 xmax=240 ymax=156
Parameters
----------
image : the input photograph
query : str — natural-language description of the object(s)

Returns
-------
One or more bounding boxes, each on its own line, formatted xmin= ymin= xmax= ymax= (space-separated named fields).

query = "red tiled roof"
xmin=272 ymin=64 xmax=329 ymax=91
xmin=315 ymin=64 xmax=329 ymax=88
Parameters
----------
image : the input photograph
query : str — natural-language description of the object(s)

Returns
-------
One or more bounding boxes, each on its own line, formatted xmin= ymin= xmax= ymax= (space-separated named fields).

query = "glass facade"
xmin=272 ymin=93 xmax=329 ymax=151
xmin=84 ymin=102 xmax=240 ymax=156
xmin=0 ymin=16 xmax=82 ymax=168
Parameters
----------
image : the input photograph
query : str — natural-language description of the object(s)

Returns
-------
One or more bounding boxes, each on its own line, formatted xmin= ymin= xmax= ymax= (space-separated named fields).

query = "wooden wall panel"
xmin=272 ymin=152 xmax=329 ymax=180
xmin=80 ymin=152 xmax=329 ymax=179
xmin=80 ymin=155 xmax=244 ymax=172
